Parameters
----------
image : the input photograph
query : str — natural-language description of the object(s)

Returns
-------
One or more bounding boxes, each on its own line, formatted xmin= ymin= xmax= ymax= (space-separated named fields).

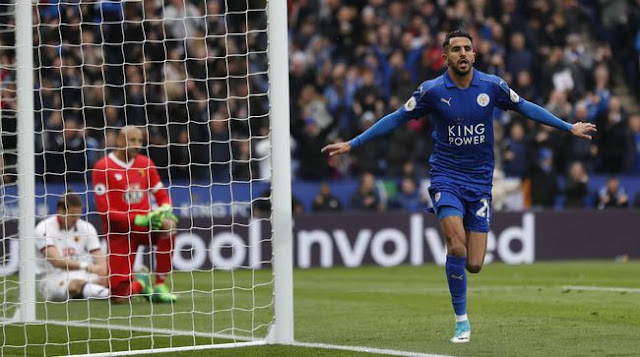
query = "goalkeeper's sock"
xmin=155 ymin=234 xmax=174 ymax=281
xmin=112 ymin=281 xmax=143 ymax=297
xmin=155 ymin=274 xmax=166 ymax=285
xmin=82 ymin=283 xmax=109 ymax=299
xmin=130 ymin=281 xmax=143 ymax=295
xmin=445 ymin=255 xmax=468 ymax=317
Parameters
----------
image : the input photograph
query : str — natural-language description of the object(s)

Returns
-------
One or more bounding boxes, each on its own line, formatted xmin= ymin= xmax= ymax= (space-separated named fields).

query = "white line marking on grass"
xmin=291 ymin=342 xmax=455 ymax=357
xmin=4 ymin=319 xmax=456 ymax=357
xmin=71 ymin=341 xmax=267 ymax=357
xmin=562 ymin=285 xmax=640 ymax=293
xmin=30 ymin=319 xmax=261 ymax=341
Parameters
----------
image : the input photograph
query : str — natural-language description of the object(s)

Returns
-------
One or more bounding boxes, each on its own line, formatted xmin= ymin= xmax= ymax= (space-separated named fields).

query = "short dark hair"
xmin=443 ymin=30 xmax=473 ymax=49
xmin=57 ymin=192 xmax=83 ymax=211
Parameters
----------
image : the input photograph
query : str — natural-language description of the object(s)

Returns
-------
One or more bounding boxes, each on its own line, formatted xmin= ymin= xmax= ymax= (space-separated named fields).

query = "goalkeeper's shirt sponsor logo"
xmin=123 ymin=184 xmax=144 ymax=204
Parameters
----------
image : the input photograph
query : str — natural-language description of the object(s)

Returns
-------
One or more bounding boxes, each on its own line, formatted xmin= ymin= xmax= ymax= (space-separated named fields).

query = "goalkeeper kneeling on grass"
xmin=92 ymin=126 xmax=179 ymax=304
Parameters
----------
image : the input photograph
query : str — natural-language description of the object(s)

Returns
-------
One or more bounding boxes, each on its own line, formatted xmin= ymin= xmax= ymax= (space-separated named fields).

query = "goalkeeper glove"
xmin=134 ymin=205 xmax=177 ymax=229
xmin=154 ymin=204 xmax=178 ymax=225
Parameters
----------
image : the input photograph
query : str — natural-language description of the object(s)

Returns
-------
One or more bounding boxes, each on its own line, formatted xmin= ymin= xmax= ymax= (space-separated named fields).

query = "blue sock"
xmin=446 ymin=255 xmax=467 ymax=317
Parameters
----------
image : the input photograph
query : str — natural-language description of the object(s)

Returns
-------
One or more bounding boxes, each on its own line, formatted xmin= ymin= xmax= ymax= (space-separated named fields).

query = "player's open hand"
xmin=321 ymin=141 xmax=351 ymax=156
xmin=571 ymin=122 xmax=597 ymax=140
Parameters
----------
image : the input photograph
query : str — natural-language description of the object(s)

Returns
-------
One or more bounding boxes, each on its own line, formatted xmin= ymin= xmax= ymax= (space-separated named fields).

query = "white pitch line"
xmin=562 ymin=285 xmax=640 ymax=293
xmin=291 ymin=342 xmax=455 ymax=357
xmin=6 ymin=319 xmax=457 ymax=357
xmin=31 ymin=319 xmax=261 ymax=341
xmin=72 ymin=341 xmax=268 ymax=357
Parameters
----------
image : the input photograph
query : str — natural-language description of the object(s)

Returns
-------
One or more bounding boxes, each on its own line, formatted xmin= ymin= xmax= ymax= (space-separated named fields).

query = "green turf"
xmin=3 ymin=262 xmax=640 ymax=356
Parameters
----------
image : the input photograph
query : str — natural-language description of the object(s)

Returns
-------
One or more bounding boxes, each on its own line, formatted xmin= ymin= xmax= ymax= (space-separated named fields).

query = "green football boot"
xmin=151 ymin=284 xmax=177 ymax=303
xmin=134 ymin=266 xmax=153 ymax=300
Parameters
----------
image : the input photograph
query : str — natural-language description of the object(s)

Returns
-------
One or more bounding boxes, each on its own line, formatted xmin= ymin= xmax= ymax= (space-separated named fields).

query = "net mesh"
xmin=1 ymin=0 xmax=275 ymax=354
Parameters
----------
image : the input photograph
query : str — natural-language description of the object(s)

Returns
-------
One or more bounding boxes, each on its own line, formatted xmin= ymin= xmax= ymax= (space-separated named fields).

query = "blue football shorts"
xmin=428 ymin=187 xmax=492 ymax=233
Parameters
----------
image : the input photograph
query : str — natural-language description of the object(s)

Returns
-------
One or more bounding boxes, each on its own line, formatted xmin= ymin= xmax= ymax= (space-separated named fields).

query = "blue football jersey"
xmin=398 ymin=69 xmax=522 ymax=194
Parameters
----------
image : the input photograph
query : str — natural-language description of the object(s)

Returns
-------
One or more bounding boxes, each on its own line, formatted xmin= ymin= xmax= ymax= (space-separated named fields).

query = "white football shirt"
xmin=34 ymin=215 xmax=101 ymax=279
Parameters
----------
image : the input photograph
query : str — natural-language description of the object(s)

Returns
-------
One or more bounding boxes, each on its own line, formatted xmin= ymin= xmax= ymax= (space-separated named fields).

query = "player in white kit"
xmin=35 ymin=193 xmax=109 ymax=301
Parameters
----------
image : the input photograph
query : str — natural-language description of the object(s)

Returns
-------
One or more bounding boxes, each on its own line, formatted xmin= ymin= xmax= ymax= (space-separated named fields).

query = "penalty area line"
xmin=562 ymin=285 xmax=640 ymax=293
xmin=291 ymin=341 xmax=455 ymax=357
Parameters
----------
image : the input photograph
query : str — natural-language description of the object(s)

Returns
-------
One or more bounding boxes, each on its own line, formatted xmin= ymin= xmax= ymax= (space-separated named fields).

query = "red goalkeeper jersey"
xmin=92 ymin=153 xmax=171 ymax=233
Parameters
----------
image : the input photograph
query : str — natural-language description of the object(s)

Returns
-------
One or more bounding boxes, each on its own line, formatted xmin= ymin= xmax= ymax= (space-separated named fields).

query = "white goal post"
xmin=2 ymin=0 xmax=293 ymax=354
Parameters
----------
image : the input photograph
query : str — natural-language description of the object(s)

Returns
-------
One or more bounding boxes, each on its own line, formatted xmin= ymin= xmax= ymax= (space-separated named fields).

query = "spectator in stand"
xmin=349 ymin=172 xmax=382 ymax=212
xmin=312 ymin=182 xmax=343 ymax=213
xmin=564 ymin=161 xmax=589 ymax=209
xmin=596 ymin=176 xmax=629 ymax=209
xmin=163 ymin=0 xmax=205 ymax=41
xmin=351 ymin=112 xmax=382 ymax=175
xmin=505 ymin=33 xmax=534 ymax=78
xmin=0 ymin=154 xmax=16 ymax=186
xmin=208 ymin=113 xmax=231 ymax=183
xmin=502 ymin=122 xmax=529 ymax=178
xmin=389 ymin=177 xmax=423 ymax=212
xmin=385 ymin=119 xmax=417 ymax=178
xmin=43 ymin=117 xmax=87 ymax=182
xmin=598 ymin=96 xmax=628 ymax=173
xmin=293 ymin=117 xmax=336 ymax=180
xmin=492 ymin=168 xmax=522 ymax=212
xmin=514 ymin=70 xmax=538 ymax=103
xmin=568 ymin=101 xmax=599 ymax=172
xmin=530 ymin=148 xmax=558 ymax=209
xmin=627 ymin=113 xmax=640 ymax=174
xmin=232 ymin=140 xmax=258 ymax=182
xmin=169 ymin=128 xmax=190 ymax=181
xmin=4 ymin=0 xmax=636 ymax=199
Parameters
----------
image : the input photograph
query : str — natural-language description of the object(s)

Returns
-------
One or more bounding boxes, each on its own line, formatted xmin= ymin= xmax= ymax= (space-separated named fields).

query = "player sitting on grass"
xmin=35 ymin=193 xmax=109 ymax=301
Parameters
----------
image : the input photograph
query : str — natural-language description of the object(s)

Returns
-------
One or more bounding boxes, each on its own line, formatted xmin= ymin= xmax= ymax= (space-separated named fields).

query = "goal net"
xmin=1 ymin=0 xmax=292 ymax=355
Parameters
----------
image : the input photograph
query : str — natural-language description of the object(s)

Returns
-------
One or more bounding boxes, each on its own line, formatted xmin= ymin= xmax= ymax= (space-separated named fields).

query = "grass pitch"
xmin=2 ymin=261 xmax=640 ymax=356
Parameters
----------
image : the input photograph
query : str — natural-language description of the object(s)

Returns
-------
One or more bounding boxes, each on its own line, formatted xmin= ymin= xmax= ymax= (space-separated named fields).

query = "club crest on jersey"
xmin=74 ymin=236 xmax=80 ymax=242
xmin=509 ymin=89 xmax=520 ymax=103
xmin=404 ymin=96 xmax=417 ymax=111
xmin=138 ymin=169 xmax=146 ymax=177
xmin=95 ymin=184 xmax=106 ymax=195
xmin=476 ymin=93 xmax=490 ymax=107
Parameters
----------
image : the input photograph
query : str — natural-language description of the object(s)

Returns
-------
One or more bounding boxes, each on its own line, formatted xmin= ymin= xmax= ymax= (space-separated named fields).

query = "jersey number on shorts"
xmin=475 ymin=198 xmax=490 ymax=219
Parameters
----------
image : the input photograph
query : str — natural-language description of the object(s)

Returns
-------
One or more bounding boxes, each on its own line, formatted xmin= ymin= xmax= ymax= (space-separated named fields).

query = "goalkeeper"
xmin=92 ymin=126 xmax=178 ymax=303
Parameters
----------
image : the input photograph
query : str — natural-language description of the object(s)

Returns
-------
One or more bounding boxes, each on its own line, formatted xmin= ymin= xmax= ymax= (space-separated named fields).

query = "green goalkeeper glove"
xmin=134 ymin=205 xmax=177 ymax=229
xmin=134 ymin=212 xmax=158 ymax=228
xmin=154 ymin=204 xmax=178 ymax=224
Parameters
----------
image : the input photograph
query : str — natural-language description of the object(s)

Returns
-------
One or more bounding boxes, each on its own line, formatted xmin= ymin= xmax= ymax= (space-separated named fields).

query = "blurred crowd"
xmin=1 ymin=0 xmax=270 ymax=183
xmin=286 ymin=0 xmax=640 ymax=210
xmin=1 ymin=0 xmax=640 ymax=211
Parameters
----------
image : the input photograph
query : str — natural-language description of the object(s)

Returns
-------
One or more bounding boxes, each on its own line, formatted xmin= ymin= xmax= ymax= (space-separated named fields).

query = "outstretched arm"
xmin=516 ymin=99 xmax=597 ymax=139
xmin=321 ymin=109 xmax=409 ymax=156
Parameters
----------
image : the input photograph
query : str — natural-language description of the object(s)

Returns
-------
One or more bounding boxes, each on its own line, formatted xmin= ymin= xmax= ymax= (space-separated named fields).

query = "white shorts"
xmin=38 ymin=270 xmax=100 ymax=302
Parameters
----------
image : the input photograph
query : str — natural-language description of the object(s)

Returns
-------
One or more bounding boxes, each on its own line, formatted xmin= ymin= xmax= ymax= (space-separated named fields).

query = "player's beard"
xmin=449 ymin=58 xmax=472 ymax=76
xmin=126 ymin=148 xmax=140 ymax=160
